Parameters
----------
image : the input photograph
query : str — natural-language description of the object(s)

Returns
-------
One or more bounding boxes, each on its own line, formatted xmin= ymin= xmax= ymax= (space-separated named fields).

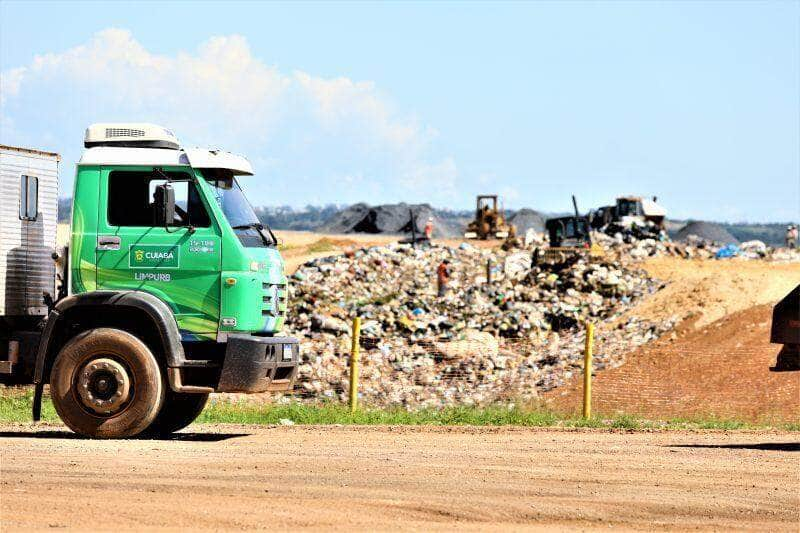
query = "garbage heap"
xmin=594 ymin=226 xmax=800 ymax=263
xmin=283 ymin=243 xmax=674 ymax=408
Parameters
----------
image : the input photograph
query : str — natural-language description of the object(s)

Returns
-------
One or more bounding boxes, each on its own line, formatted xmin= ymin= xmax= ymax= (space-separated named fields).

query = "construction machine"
xmin=591 ymin=196 xmax=667 ymax=229
xmin=464 ymin=195 xmax=515 ymax=240
xmin=535 ymin=196 xmax=603 ymax=265
xmin=770 ymin=284 xmax=800 ymax=372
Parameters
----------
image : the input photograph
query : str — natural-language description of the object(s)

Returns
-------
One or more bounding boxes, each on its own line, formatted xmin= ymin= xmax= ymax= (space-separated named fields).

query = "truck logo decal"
xmin=129 ymin=245 xmax=180 ymax=269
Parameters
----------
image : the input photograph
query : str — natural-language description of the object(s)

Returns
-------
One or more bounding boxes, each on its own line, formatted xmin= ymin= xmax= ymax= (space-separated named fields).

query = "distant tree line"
xmin=56 ymin=197 xmax=791 ymax=246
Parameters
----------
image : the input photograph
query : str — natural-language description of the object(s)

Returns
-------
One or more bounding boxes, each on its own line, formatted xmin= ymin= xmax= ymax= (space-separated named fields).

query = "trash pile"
xmin=288 ymin=243 xmax=659 ymax=340
xmin=599 ymin=220 xmax=666 ymax=242
xmin=593 ymin=222 xmax=799 ymax=263
xmin=283 ymin=242 xmax=673 ymax=407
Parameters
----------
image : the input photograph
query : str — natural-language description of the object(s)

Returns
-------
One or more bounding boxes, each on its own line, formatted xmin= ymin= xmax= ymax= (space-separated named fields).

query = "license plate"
xmin=282 ymin=344 xmax=294 ymax=361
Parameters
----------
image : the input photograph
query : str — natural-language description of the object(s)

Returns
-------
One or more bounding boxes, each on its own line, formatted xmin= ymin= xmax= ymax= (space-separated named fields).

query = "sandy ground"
xmin=630 ymin=257 xmax=800 ymax=329
xmin=1 ymin=425 xmax=798 ymax=531
xmin=545 ymin=255 xmax=800 ymax=421
xmin=275 ymin=230 xmax=399 ymax=273
xmin=274 ymin=230 xmax=503 ymax=273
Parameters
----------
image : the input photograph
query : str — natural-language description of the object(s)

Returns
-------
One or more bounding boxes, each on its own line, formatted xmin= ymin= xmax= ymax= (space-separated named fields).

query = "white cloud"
xmin=294 ymin=72 xmax=432 ymax=153
xmin=0 ymin=28 xmax=456 ymax=204
xmin=400 ymin=156 xmax=458 ymax=194
xmin=0 ymin=67 xmax=26 ymax=104
xmin=498 ymin=185 xmax=520 ymax=206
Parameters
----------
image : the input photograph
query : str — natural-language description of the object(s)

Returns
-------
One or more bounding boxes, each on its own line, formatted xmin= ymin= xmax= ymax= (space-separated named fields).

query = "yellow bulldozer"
xmin=464 ymin=195 xmax=516 ymax=240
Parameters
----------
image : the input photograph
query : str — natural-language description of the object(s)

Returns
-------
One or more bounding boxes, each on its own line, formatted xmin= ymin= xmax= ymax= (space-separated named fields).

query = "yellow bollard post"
xmin=583 ymin=322 xmax=594 ymax=419
xmin=349 ymin=316 xmax=361 ymax=413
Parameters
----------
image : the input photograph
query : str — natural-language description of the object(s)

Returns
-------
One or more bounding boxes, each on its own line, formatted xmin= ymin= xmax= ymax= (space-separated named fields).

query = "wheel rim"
xmin=77 ymin=357 xmax=132 ymax=416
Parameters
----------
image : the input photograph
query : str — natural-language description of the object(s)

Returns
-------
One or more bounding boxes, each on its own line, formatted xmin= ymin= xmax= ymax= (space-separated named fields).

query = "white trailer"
xmin=0 ymin=145 xmax=60 ymax=318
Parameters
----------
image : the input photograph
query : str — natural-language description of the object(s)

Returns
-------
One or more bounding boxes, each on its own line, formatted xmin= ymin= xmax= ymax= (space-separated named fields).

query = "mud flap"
xmin=32 ymin=380 xmax=44 ymax=421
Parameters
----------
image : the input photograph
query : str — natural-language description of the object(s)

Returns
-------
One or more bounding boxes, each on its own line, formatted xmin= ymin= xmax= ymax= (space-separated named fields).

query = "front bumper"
xmin=217 ymin=334 xmax=300 ymax=393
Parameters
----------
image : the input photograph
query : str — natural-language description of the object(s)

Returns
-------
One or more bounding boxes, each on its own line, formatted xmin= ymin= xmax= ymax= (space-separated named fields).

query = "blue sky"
xmin=1 ymin=1 xmax=798 ymax=222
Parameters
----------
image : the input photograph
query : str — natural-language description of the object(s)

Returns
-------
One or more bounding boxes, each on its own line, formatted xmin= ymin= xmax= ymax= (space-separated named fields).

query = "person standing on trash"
xmin=787 ymin=225 xmax=798 ymax=249
xmin=437 ymin=259 xmax=451 ymax=297
xmin=424 ymin=217 xmax=434 ymax=240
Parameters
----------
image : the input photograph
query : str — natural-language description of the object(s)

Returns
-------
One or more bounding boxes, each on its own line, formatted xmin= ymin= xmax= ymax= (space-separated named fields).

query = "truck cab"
xmin=1 ymin=124 xmax=299 ymax=438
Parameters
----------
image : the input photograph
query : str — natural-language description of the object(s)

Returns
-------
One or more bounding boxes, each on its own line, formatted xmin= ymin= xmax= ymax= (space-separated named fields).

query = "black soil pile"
xmin=318 ymin=203 xmax=463 ymax=237
xmin=674 ymin=221 xmax=739 ymax=244
xmin=508 ymin=208 xmax=546 ymax=233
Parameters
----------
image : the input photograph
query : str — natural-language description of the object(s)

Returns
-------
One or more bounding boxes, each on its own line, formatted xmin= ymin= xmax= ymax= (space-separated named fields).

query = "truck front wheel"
xmin=50 ymin=328 xmax=165 ymax=438
xmin=146 ymin=391 xmax=209 ymax=436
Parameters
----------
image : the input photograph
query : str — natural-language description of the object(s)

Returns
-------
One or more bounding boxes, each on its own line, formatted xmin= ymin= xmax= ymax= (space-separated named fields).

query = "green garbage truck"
xmin=0 ymin=124 xmax=299 ymax=438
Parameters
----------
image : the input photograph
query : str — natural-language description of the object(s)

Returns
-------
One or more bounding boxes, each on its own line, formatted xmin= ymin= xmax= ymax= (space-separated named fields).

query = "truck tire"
xmin=146 ymin=392 xmax=209 ymax=436
xmin=50 ymin=328 xmax=165 ymax=438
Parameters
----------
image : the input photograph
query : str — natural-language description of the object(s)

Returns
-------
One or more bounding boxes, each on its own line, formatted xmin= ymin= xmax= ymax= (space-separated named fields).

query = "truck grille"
xmin=262 ymin=283 xmax=288 ymax=317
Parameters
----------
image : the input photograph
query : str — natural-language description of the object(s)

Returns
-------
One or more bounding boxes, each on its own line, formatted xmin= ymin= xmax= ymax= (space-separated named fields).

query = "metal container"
xmin=0 ymin=145 xmax=59 ymax=317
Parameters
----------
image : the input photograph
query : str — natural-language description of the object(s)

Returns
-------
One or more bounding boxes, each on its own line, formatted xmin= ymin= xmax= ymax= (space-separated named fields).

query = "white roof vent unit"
xmin=84 ymin=123 xmax=180 ymax=150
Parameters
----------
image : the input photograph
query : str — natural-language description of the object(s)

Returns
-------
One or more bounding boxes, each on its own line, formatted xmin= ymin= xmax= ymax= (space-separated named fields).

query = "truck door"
xmin=95 ymin=167 xmax=222 ymax=340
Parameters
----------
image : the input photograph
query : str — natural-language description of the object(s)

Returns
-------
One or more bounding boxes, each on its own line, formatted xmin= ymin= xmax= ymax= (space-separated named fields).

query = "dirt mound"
xmin=546 ymin=304 xmax=799 ymax=422
xmin=675 ymin=220 xmax=738 ymax=244
xmin=507 ymin=208 xmax=545 ymax=233
xmin=628 ymin=257 xmax=800 ymax=328
xmin=318 ymin=203 xmax=462 ymax=237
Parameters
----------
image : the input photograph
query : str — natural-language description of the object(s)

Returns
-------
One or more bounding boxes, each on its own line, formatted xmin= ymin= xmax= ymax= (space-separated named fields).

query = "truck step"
xmin=0 ymin=361 xmax=14 ymax=374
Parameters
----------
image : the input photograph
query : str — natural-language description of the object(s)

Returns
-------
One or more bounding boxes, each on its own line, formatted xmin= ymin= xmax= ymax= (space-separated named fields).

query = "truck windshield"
xmin=201 ymin=171 xmax=276 ymax=247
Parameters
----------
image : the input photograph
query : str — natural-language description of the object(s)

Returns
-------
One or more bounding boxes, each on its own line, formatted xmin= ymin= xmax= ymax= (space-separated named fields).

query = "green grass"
xmin=1 ymin=391 xmax=796 ymax=430
xmin=0 ymin=391 xmax=59 ymax=422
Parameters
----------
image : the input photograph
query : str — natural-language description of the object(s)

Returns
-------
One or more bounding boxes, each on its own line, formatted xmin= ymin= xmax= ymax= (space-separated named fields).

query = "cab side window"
xmin=107 ymin=171 xmax=210 ymax=227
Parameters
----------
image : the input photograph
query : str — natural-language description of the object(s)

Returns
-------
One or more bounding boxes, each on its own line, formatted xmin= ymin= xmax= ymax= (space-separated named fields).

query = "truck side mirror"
xmin=153 ymin=183 xmax=175 ymax=226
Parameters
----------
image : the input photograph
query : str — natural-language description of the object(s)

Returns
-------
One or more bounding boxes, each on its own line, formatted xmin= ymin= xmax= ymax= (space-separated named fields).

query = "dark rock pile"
xmin=508 ymin=209 xmax=546 ymax=234
xmin=674 ymin=221 xmax=738 ymax=244
xmin=317 ymin=202 xmax=463 ymax=238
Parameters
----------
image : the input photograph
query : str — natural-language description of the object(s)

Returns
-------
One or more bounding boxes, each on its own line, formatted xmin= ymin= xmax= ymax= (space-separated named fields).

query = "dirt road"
xmin=1 ymin=425 xmax=797 ymax=531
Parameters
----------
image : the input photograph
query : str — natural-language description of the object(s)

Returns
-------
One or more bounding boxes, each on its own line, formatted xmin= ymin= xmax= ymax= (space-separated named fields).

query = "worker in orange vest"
xmin=437 ymin=259 xmax=451 ymax=297
xmin=424 ymin=217 xmax=434 ymax=240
